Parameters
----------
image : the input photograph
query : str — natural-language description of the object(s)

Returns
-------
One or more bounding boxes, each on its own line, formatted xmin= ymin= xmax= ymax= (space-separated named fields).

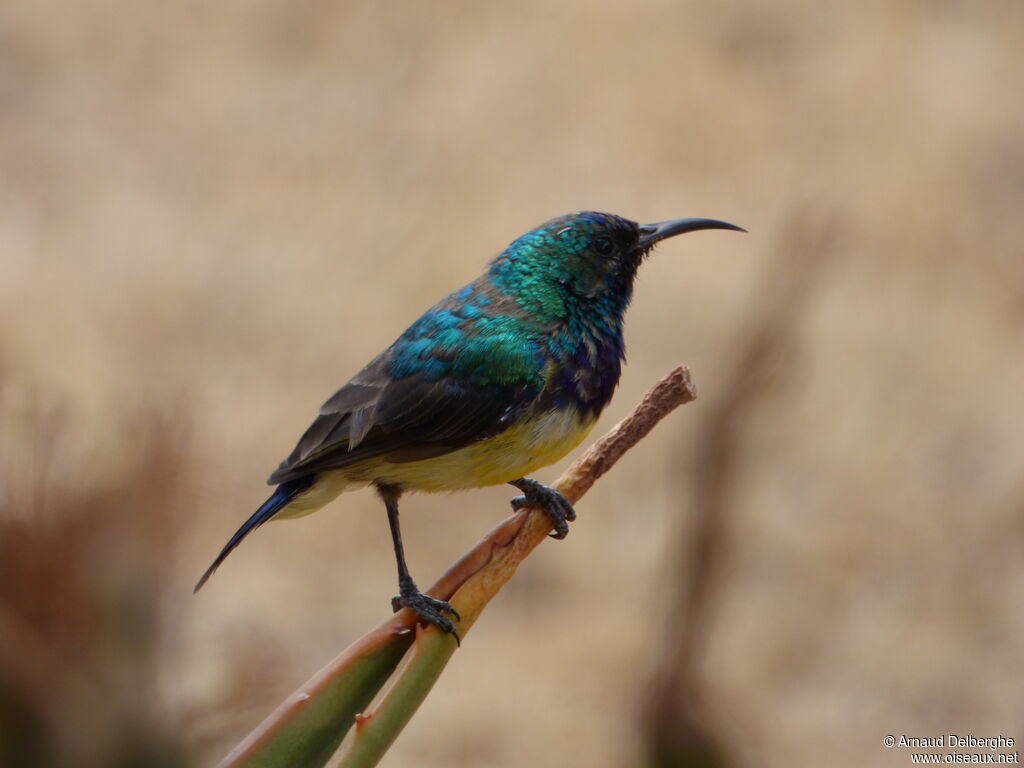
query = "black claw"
xmin=508 ymin=478 xmax=576 ymax=540
xmin=392 ymin=580 xmax=461 ymax=644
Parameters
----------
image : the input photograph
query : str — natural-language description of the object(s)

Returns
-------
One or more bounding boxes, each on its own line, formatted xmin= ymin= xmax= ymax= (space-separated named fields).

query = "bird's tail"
xmin=194 ymin=476 xmax=314 ymax=593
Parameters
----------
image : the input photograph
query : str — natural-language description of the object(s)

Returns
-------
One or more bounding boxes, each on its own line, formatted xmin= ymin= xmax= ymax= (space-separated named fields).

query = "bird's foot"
xmin=509 ymin=477 xmax=577 ymax=540
xmin=391 ymin=577 xmax=461 ymax=644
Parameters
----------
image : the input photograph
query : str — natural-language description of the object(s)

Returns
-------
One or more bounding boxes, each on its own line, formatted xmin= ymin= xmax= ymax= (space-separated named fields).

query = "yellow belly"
xmin=366 ymin=408 xmax=596 ymax=492
xmin=278 ymin=407 xmax=596 ymax=519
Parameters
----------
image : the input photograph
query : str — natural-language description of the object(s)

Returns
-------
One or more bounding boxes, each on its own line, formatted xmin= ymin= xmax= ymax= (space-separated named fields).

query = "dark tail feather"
xmin=194 ymin=476 xmax=314 ymax=593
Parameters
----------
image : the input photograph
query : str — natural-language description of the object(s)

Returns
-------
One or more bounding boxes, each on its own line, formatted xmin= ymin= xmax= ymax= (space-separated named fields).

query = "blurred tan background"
xmin=1 ymin=1 xmax=1022 ymax=766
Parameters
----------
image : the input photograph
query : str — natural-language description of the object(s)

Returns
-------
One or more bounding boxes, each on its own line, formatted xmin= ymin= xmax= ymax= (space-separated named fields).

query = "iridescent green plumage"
xmin=196 ymin=210 xmax=744 ymax=638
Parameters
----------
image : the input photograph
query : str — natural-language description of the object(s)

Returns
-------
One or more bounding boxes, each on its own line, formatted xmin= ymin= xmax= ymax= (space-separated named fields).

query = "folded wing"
xmin=268 ymin=336 xmax=543 ymax=484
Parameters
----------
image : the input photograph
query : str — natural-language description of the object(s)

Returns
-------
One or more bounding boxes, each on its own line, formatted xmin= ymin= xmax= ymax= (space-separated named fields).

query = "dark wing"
xmin=267 ymin=338 xmax=543 ymax=485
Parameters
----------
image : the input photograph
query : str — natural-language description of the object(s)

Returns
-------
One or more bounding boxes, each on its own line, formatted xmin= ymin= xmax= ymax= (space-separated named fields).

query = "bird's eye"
xmin=593 ymin=236 xmax=614 ymax=255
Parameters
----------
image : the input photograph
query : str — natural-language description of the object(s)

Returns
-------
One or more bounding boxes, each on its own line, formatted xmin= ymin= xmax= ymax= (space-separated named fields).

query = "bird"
xmin=195 ymin=211 xmax=743 ymax=639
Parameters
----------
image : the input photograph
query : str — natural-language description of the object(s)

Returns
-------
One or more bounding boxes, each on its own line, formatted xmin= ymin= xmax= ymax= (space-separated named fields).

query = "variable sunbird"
xmin=196 ymin=211 xmax=743 ymax=638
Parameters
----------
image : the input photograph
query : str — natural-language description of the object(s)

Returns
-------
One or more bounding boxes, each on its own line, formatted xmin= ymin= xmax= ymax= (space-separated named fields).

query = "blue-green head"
xmin=489 ymin=211 xmax=743 ymax=322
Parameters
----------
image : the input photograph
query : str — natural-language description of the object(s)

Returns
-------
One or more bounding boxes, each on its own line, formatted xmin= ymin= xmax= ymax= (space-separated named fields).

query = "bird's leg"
xmin=508 ymin=477 xmax=577 ymax=540
xmin=378 ymin=484 xmax=460 ymax=641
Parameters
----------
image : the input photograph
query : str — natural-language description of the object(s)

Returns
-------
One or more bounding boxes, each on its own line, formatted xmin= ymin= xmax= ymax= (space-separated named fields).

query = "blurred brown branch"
xmin=0 ymin=393 xmax=195 ymax=768
xmin=641 ymin=212 xmax=842 ymax=768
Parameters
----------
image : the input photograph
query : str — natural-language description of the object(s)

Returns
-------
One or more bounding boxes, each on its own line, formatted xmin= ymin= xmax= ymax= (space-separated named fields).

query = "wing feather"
xmin=267 ymin=339 xmax=542 ymax=485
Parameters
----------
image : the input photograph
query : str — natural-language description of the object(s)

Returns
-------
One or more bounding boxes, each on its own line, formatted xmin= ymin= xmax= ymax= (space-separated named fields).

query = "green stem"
xmin=338 ymin=626 xmax=459 ymax=766
xmin=217 ymin=623 xmax=415 ymax=768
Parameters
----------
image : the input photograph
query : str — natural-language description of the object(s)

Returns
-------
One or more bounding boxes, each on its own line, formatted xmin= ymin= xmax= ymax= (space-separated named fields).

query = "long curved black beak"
xmin=638 ymin=217 xmax=746 ymax=249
